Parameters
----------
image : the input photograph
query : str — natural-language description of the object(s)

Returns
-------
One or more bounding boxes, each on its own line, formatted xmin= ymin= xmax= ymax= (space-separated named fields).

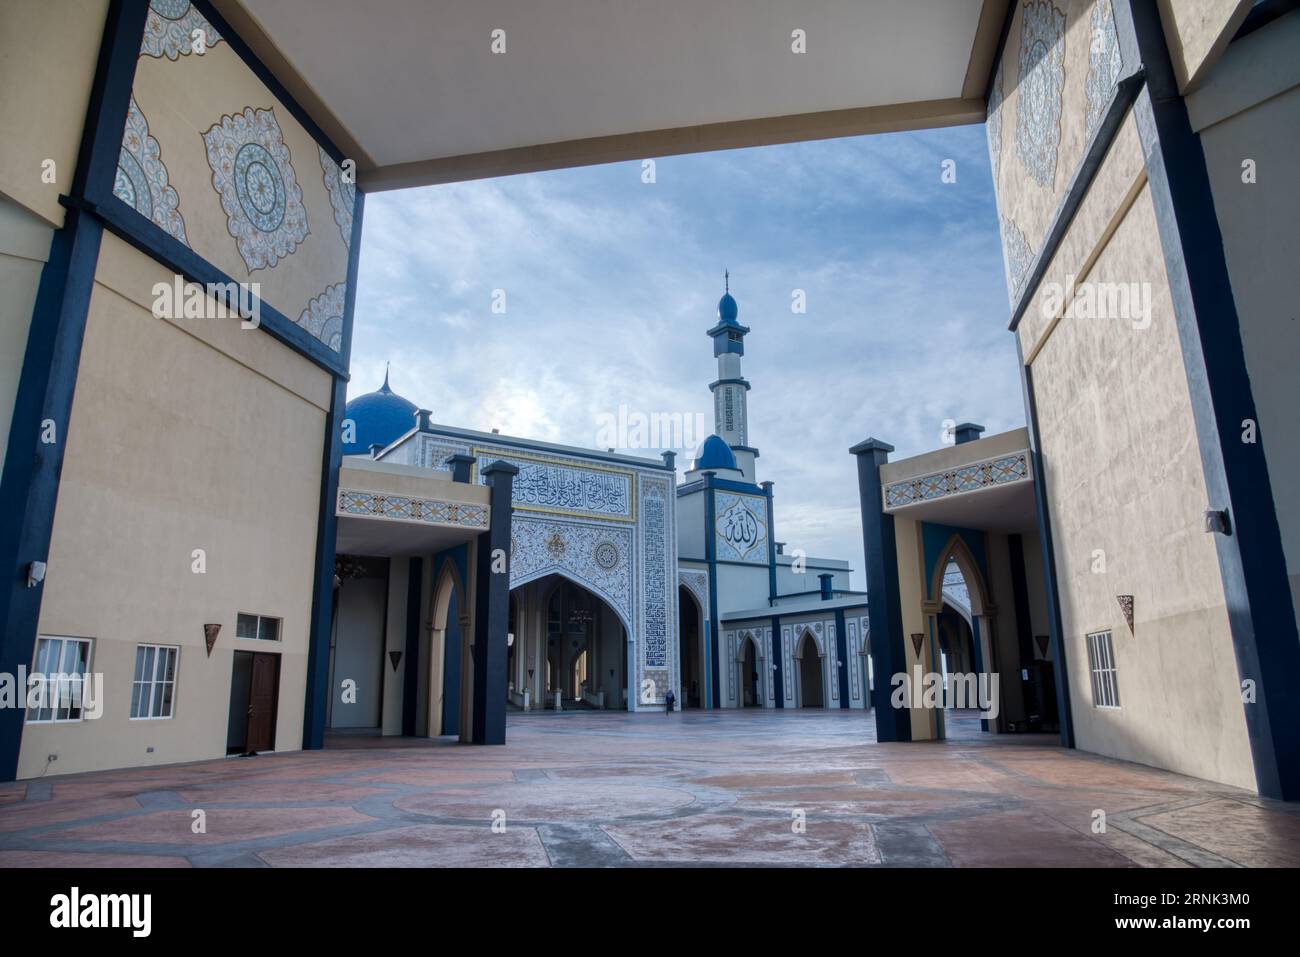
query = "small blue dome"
xmin=342 ymin=370 xmax=419 ymax=455
xmin=717 ymin=292 xmax=739 ymax=324
xmin=693 ymin=434 xmax=738 ymax=471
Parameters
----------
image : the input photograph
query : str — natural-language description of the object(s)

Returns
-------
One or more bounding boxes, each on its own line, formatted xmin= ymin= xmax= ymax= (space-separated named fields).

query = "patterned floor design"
xmin=3 ymin=710 xmax=1298 ymax=867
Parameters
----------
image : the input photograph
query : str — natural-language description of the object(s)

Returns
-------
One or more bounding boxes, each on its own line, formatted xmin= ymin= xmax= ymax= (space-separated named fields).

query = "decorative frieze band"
xmin=337 ymin=488 xmax=488 ymax=528
xmin=884 ymin=451 xmax=1032 ymax=510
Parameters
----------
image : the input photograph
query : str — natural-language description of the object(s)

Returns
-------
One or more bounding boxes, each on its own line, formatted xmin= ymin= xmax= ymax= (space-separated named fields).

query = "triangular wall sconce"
xmin=910 ymin=633 xmax=924 ymax=657
xmin=1035 ymin=634 xmax=1050 ymax=657
xmin=389 ymin=651 xmax=402 ymax=671
xmin=204 ymin=623 xmax=221 ymax=657
xmin=1117 ymin=595 xmax=1135 ymax=635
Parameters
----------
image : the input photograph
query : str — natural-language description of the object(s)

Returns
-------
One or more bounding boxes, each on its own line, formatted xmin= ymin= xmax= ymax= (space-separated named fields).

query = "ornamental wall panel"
xmin=117 ymin=1 xmax=354 ymax=352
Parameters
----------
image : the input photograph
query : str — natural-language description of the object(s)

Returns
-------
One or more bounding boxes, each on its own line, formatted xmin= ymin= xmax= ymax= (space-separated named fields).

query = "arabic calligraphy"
xmin=716 ymin=496 xmax=766 ymax=563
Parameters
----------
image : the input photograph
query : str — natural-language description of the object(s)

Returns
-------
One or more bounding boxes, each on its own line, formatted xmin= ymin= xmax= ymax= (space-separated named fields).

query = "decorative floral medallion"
xmin=319 ymin=145 xmax=355 ymax=249
xmin=1000 ymin=215 xmax=1035 ymax=305
xmin=1015 ymin=0 xmax=1067 ymax=189
xmin=987 ymin=56 xmax=1005 ymax=186
xmin=297 ymin=281 xmax=347 ymax=351
xmin=141 ymin=0 xmax=224 ymax=60
xmin=593 ymin=541 xmax=620 ymax=571
xmin=202 ymin=107 xmax=308 ymax=272
xmin=1085 ymin=0 xmax=1123 ymax=138
xmin=546 ymin=532 xmax=567 ymax=560
xmin=114 ymin=95 xmax=189 ymax=246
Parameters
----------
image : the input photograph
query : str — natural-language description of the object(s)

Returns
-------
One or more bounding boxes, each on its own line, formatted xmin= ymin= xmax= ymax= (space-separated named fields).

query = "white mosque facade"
xmin=329 ymin=284 xmax=871 ymax=726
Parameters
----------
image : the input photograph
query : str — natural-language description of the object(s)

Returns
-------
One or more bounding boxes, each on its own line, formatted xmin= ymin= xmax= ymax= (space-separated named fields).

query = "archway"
xmin=794 ymin=629 xmax=824 ymax=708
xmin=924 ymin=536 xmax=1001 ymax=736
xmin=678 ymin=585 xmax=704 ymax=708
xmin=427 ymin=557 xmax=468 ymax=740
xmin=509 ymin=573 xmax=629 ymax=711
xmin=737 ymin=631 xmax=762 ymax=708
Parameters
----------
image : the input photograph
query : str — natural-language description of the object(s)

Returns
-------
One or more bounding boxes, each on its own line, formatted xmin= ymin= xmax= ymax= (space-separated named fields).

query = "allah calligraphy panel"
xmin=714 ymin=491 xmax=768 ymax=564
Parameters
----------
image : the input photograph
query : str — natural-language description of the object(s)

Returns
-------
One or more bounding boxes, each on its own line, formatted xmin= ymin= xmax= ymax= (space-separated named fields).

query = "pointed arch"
xmin=513 ymin=566 xmax=637 ymax=641
xmin=793 ymin=626 xmax=825 ymax=658
xmin=927 ymin=532 xmax=992 ymax=617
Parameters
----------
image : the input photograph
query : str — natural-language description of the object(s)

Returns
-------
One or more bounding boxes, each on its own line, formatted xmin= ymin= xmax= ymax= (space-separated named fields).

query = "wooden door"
xmin=246 ymin=653 xmax=279 ymax=752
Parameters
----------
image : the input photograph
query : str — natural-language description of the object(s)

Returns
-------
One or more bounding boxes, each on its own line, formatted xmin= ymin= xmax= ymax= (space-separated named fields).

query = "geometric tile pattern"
xmin=884 ymin=451 xmax=1031 ymax=509
xmin=318 ymin=145 xmax=355 ymax=249
xmin=140 ymin=0 xmax=224 ymax=60
xmin=297 ymin=281 xmax=347 ymax=352
xmin=202 ymin=106 xmax=309 ymax=273
xmin=114 ymin=95 xmax=189 ymax=246
xmin=336 ymin=489 xmax=488 ymax=528
xmin=1085 ymin=0 xmax=1123 ymax=138
xmin=1015 ymin=0 xmax=1067 ymax=189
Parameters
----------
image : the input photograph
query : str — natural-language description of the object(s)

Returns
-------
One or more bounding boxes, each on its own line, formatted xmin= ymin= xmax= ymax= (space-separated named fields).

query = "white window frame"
xmin=1086 ymin=630 xmax=1121 ymax=709
xmin=236 ymin=612 xmax=281 ymax=642
xmin=130 ymin=644 xmax=179 ymax=720
xmin=26 ymin=636 xmax=94 ymax=724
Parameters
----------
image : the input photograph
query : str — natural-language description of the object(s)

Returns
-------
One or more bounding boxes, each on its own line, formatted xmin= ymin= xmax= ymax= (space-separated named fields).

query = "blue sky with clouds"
xmin=350 ymin=123 xmax=1023 ymax=588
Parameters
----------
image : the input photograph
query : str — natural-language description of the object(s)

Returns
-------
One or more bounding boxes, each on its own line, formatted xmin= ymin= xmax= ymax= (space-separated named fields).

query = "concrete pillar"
xmin=471 ymin=460 xmax=517 ymax=744
xmin=849 ymin=438 xmax=911 ymax=742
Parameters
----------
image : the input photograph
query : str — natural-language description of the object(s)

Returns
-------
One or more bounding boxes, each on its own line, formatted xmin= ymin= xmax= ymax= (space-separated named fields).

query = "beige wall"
xmin=0 ymin=196 xmax=54 ymax=478
xmin=0 ymin=0 xmax=109 ymax=472
xmin=18 ymin=232 xmax=332 ymax=777
xmin=1023 ymin=180 xmax=1252 ymax=789
xmin=1156 ymin=0 xmax=1251 ymax=93
xmin=1189 ymin=11 xmax=1300 ymax=638
xmin=0 ymin=0 xmax=108 ymax=228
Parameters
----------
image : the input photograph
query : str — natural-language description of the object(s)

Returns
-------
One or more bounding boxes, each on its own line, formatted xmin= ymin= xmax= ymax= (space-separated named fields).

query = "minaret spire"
xmin=705 ymin=277 xmax=755 ymax=480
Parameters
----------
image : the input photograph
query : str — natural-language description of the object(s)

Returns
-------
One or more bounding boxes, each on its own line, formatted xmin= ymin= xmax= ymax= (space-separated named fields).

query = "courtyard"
xmin=2 ymin=710 xmax=1298 ymax=868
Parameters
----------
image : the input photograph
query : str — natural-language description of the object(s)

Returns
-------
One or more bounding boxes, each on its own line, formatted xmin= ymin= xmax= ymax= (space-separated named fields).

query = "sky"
xmin=349 ymin=123 xmax=1023 ymax=590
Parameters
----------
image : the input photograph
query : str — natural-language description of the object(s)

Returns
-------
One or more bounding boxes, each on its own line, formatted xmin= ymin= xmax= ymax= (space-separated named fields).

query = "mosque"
xmin=327 ymin=280 xmax=874 ymax=732
xmin=2 ymin=0 xmax=1295 ymax=805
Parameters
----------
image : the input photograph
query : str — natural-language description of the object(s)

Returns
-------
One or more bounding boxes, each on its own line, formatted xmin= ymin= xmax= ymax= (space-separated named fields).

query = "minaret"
xmin=706 ymin=272 xmax=758 ymax=482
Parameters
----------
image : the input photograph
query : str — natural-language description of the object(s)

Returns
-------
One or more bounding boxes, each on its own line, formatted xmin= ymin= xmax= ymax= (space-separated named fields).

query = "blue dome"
xmin=693 ymin=434 xmax=738 ymax=471
xmin=717 ymin=292 xmax=739 ymax=324
xmin=342 ymin=370 xmax=419 ymax=455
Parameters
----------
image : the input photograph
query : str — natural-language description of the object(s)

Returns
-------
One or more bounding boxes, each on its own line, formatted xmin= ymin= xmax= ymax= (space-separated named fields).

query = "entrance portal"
xmin=796 ymin=632 xmax=824 ymax=708
xmin=509 ymin=575 xmax=629 ymax=710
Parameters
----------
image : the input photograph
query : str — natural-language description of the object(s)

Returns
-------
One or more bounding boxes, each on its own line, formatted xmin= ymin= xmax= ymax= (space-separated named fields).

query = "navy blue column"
xmin=770 ymin=615 xmax=784 ymax=708
xmin=1117 ymin=0 xmax=1300 ymax=800
xmin=761 ymin=480 xmax=777 ymax=601
xmin=834 ymin=608 xmax=850 ymax=707
xmin=703 ymin=472 xmax=721 ymax=709
xmin=471 ymin=461 xmax=517 ymax=745
xmin=401 ymin=558 xmax=423 ymax=736
xmin=849 ymin=439 xmax=910 ymax=742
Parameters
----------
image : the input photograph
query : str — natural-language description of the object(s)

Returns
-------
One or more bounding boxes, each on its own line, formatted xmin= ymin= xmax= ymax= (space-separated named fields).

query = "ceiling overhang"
xmin=211 ymin=0 xmax=1007 ymax=191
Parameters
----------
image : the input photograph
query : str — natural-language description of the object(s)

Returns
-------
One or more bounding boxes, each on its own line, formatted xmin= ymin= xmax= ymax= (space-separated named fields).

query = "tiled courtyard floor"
xmin=2 ymin=709 xmax=1299 ymax=867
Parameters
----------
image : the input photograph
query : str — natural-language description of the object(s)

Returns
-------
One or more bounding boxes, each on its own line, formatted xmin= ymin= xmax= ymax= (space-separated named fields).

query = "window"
xmin=236 ymin=613 xmax=280 ymax=641
xmin=1086 ymin=630 xmax=1120 ymax=709
xmin=27 ymin=636 xmax=92 ymax=723
xmin=131 ymin=645 xmax=178 ymax=719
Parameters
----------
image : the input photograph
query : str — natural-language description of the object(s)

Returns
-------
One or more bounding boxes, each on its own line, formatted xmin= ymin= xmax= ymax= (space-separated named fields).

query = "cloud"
xmin=352 ymin=125 xmax=1023 ymax=588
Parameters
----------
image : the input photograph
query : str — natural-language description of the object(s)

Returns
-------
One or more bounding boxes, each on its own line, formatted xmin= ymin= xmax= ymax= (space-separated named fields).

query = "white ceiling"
xmin=226 ymin=0 xmax=999 ymax=186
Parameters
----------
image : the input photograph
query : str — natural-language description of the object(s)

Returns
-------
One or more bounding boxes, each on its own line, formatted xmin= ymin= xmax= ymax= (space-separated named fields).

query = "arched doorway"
xmin=509 ymin=574 xmax=629 ymax=710
xmin=924 ymin=538 xmax=1004 ymax=737
xmin=678 ymin=585 xmax=704 ymax=708
xmin=795 ymin=630 xmax=824 ymax=708
xmin=426 ymin=557 xmax=468 ymax=741
xmin=738 ymin=632 xmax=762 ymax=707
